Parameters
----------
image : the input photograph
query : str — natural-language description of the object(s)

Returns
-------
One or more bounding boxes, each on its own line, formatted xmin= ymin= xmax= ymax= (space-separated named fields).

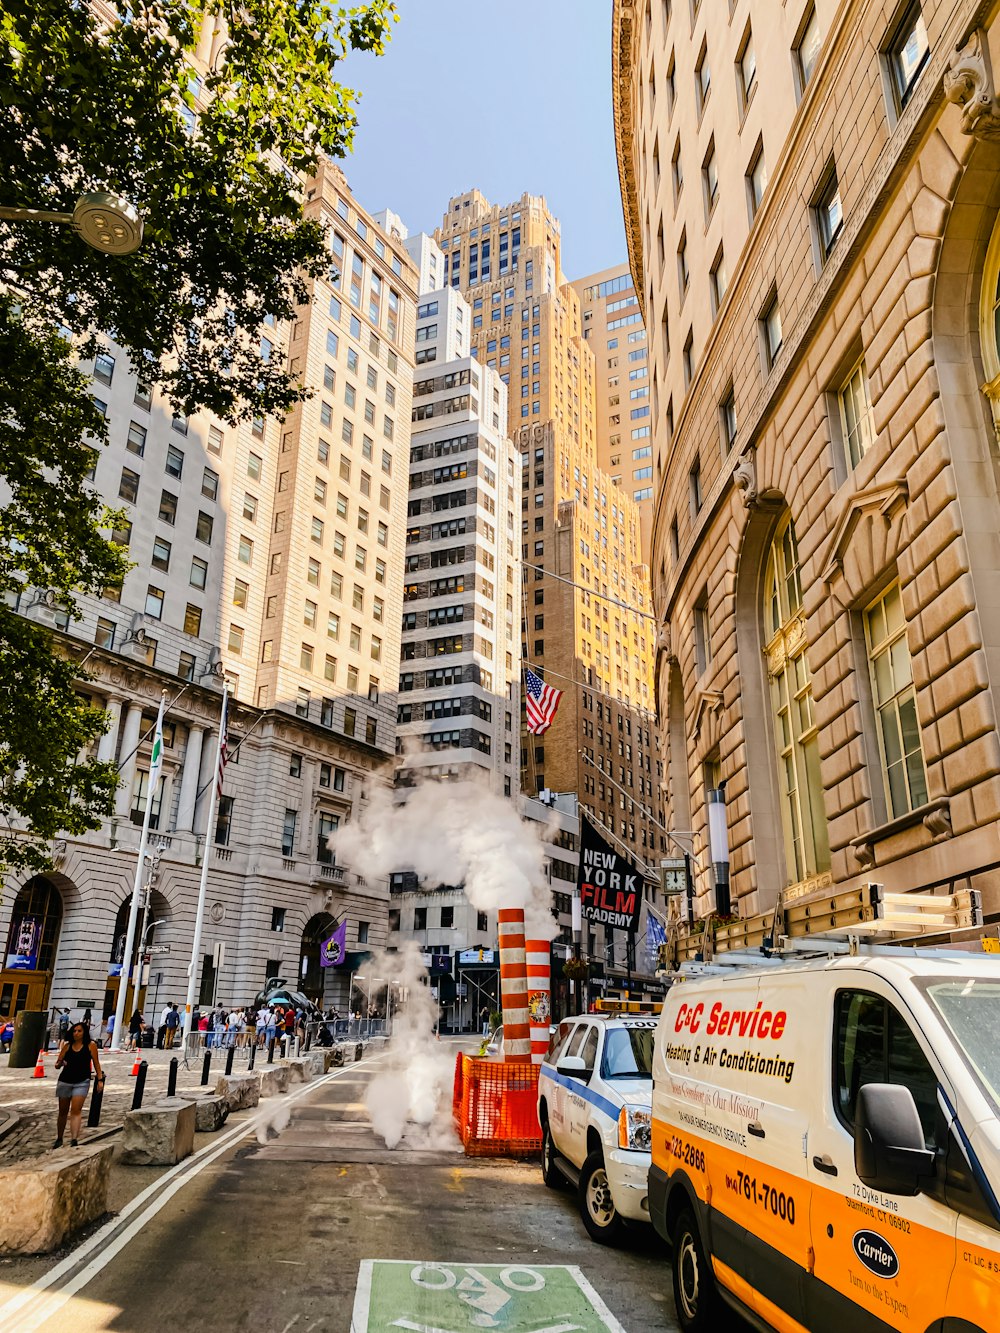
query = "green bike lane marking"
xmin=350 ymin=1261 xmax=626 ymax=1333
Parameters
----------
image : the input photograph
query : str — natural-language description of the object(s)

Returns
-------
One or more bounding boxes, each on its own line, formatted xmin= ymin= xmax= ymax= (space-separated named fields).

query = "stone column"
xmin=175 ymin=725 xmax=205 ymax=833
xmin=114 ymin=703 xmax=144 ymax=819
xmin=97 ymin=696 xmax=123 ymax=764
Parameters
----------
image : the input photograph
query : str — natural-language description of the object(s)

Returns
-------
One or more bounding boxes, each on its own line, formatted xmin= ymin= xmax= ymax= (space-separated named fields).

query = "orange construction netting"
xmin=453 ymin=1053 xmax=541 ymax=1157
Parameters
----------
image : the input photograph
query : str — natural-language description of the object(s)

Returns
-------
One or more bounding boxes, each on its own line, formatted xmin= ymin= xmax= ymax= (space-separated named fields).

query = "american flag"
xmin=216 ymin=686 xmax=229 ymax=798
xmin=525 ymin=668 xmax=563 ymax=736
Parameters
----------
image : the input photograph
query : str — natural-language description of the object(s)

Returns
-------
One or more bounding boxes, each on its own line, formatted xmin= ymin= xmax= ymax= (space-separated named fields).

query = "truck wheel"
xmin=541 ymin=1120 xmax=562 ymax=1189
xmin=578 ymin=1151 xmax=626 ymax=1245
xmin=670 ymin=1205 xmax=720 ymax=1332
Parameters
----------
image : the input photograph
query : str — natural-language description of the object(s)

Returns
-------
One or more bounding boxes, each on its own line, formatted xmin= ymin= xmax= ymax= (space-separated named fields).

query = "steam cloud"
xmin=333 ymin=776 xmax=556 ymax=942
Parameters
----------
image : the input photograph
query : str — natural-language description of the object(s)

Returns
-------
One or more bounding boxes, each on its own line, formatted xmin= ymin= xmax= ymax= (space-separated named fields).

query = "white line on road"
xmin=0 ymin=1056 xmax=386 ymax=1333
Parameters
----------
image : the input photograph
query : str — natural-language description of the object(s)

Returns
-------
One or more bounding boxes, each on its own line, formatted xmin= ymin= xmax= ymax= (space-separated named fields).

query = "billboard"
xmin=576 ymin=817 xmax=644 ymax=933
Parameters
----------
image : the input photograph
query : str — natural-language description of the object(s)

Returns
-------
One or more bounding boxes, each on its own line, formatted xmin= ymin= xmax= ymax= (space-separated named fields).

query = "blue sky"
xmin=339 ymin=0 xmax=626 ymax=283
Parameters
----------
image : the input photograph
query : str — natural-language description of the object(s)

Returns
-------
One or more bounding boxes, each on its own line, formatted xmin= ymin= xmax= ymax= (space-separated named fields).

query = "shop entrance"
xmin=300 ymin=912 xmax=337 ymax=1003
xmin=1 ymin=877 xmax=64 ymax=1017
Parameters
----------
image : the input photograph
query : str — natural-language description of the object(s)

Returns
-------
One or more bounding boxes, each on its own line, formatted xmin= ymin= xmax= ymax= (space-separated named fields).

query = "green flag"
xmin=149 ymin=695 xmax=165 ymax=789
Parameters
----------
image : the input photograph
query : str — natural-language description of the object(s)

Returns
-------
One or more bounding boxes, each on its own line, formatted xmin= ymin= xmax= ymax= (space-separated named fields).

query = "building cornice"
xmin=612 ymin=0 xmax=645 ymax=322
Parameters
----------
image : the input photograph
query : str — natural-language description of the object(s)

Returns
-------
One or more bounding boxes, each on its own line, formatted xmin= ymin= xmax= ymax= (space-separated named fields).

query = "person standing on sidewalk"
xmin=53 ymin=1022 xmax=104 ymax=1148
xmin=164 ymin=1003 xmax=180 ymax=1049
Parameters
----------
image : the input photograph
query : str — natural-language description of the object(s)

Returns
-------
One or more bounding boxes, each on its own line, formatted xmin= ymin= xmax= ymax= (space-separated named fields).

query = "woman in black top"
xmin=127 ymin=1009 xmax=144 ymax=1052
xmin=54 ymin=1022 xmax=104 ymax=1148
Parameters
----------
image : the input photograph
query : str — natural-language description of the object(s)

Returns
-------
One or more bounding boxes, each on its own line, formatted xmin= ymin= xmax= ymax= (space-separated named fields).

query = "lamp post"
xmin=707 ymin=783 xmax=731 ymax=916
xmin=0 ymin=192 xmax=143 ymax=255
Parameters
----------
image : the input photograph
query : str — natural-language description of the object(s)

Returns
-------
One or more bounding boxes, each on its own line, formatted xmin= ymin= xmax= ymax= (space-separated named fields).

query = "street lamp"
xmin=0 ymin=191 xmax=143 ymax=255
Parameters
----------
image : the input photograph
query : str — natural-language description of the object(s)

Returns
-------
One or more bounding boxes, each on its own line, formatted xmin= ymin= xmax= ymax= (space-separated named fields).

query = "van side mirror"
xmin=558 ymin=1054 xmax=590 ymax=1081
xmin=854 ymin=1083 xmax=936 ymax=1196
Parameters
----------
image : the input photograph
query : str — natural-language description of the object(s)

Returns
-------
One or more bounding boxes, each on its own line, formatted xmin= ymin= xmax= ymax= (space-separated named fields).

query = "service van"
xmin=650 ymin=887 xmax=1000 ymax=1333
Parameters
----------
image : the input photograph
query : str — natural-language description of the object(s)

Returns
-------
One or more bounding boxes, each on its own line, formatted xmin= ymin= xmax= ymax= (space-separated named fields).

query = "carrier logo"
xmin=853 ymin=1230 xmax=899 ymax=1278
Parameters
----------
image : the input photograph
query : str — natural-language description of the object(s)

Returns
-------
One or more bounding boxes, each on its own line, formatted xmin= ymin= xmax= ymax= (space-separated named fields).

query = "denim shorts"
xmin=56 ymin=1080 xmax=91 ymax=1099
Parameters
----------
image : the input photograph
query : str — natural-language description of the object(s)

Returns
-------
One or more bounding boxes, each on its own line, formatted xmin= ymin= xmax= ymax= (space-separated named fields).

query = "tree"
xmin=0 ymin=0 xmax=397 ymax=877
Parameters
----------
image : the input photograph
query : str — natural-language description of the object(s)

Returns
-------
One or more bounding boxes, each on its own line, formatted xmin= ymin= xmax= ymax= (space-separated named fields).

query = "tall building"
xmin=571 ymin=264 xmax=653 ymax=555
xmin=396 ymin=233 xmax=522 ymax=797
xmin=0 ymin=159 xmax=419 ymax=1019
xmin=437 ymin=191 xmax=665 ymax=874
xmin=614 ymin=0 xmax=1000 ymax=917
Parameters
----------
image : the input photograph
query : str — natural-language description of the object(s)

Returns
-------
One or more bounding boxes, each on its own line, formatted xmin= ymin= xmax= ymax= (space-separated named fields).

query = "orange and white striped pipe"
xmin=498 ymin=907 xmax=531 ymax=1061
xmin=526 ymin=938 xmax=551 ymax=1065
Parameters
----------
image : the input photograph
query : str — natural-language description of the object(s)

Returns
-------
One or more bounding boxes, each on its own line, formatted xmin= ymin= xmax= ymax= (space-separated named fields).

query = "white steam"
xmin=333 ymin=776 xmax=555 ymax=942
xmin=358 ymin=942 xmax=459 ymax=1151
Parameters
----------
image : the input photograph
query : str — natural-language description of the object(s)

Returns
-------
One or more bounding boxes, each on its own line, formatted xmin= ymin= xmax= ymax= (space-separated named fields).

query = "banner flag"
xmin=320 ymin=918 xmax=348 ymax=968
xmin=575 ymin=816 xmax=644 ymax=933
xmin=645 ymin=912 xmax=667 ymax=966
xmin=148 ymin=694 xmax=165 ymax=789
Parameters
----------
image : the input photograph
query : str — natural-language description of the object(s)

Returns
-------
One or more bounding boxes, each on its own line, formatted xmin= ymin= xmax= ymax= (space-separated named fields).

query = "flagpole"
xmin=182 ymin=682 xmax=228 ymax=1050
xmin=110 ymin=690 xmax=166 ymax=1053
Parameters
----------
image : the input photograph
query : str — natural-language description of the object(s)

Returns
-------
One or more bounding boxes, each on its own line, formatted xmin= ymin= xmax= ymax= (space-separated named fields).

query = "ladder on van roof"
xmin=657 ymin=882 xmax=983 ymax=971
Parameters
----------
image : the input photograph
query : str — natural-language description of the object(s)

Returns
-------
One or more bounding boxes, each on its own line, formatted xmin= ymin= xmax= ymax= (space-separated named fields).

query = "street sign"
xmin=145 ymin=944 xmax=171 ymax=955
xmin=213 ymin=941 xmax=226 ymax=969
xmin=351 ymin=1260 xmax=626 ymax=1332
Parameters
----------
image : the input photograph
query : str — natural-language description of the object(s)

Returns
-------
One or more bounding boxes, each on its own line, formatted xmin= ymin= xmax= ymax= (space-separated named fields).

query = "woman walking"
xmin=127 ymin=1009 xmax=145 ymax=1053
xmin=53 ymin=1021 xmax=104 ymax=1148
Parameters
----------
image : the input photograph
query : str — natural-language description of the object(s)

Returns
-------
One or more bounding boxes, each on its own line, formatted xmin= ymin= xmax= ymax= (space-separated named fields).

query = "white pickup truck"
xmin=537 ymin=1012 xmax=655 ymax=1244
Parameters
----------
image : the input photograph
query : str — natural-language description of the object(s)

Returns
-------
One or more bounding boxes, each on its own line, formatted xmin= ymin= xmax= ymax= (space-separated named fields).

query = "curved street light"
xmin=0 ymin=191 xmax=143 ymax=255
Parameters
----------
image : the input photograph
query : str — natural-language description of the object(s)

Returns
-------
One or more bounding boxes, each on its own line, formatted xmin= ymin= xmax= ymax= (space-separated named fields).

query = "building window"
xmin=165 ymin=444 xmax=184 ymax=479
xmin=281 ymin=809 xmax=298 ymax=858
xmin=196 ymin=511 xmax=214 ymax=544
xmin=694 ymin=586 xmax=712 ymax=676
xmin=738 ymin=25 xmax=756 ymax=110
xmin=709 ymin=246 xmax=727 ymax=315
xmin=93 ymin=351 xmax=115 ymax=385
xmin=270 ymin=907 xmax=286 ymax=933
xmin=228 ymin=623 xmax=244 ymax=654
xmin=764 ymin=514 xmax=830 ymax=886
xmin=95 ymin=617 xmax=115 ymax=649
xmin=145 ymin=585 xmax=164 ymax=619
xmin=677 ymin=230 xmax=689 ymax=299
xmin=119 ymin=468 xmax=140 ymax=504
xmin=671 ymin=137 xmax=683 ymax=200
xmin=215 ymin=795 xmax=234 ymax=845
xmin=414 ymin=907 xmax=427 ymax=931
xmin=814 ymin=165 xmax=844 ymax=262
xmin=720 ymin=386 xmax=737 ymax=454
xmin=747 ymin=139 xmax=768 ymax=223
xmin=126 ymin=421 xmax=146 ymax=456
xmin=179 ymin=651 xmax=196 ymax=682
xmin=865 ymin=583 xmax=927 ymax=818
xmin=440 ymin=905 xmax=454 ymax=929
xmin=795 ymin=5 xmax=822 ymax=94
xmin=201 ymin=467 xmax=219 ymax=501
xmin=190 ymin=556 xmax=208 ymax=589
xmin=682 ymin=328 xmax=694 ymax=385
xmin=317 ymin=811 xmax=339 ymax=863
xmin=151 ymin=537 xmax=171 ymax=572
xmin=840 ymin=361 xmax=875 ymax=471
xmin=702 ymin=140 xmax=718 ymax=219
xmin=183 ymin=603 xmax=202 ymax=636
xmin=761 ymin=290 xmax=782 ymax=370
xmin=887 ymin=1 xmax=929 ymax=111
xmin=694 ymin=38 xmax=711 ymax=114
xmin=238 ymin=535 xmax=253 ymax=565
xmin=688 ymin=458 xmax=702 ymax=517
xmin=159 ymin=490 xmax=178 ymax=525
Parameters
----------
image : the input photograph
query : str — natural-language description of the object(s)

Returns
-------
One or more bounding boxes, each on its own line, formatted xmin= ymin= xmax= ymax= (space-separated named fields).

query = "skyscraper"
xmin=437 ymin=190 xmax=664 ymax=875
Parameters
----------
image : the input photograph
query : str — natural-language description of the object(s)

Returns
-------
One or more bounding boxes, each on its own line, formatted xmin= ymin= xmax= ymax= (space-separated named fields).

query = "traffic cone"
xmin=129 ymin=1053 xmax=141 ymax=1077
xmin=32 ymin=1050 xmax=46 ymax=1078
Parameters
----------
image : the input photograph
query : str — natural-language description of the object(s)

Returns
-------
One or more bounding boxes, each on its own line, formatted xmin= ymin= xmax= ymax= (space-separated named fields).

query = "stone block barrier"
xmin=0 ymin=1145 xmax=113 ymax=1254
xmin=215 ymin=1074 xmax=260 ymax=1112
xmin=119 ymin=1099 xmax=196 ymax=1167
xmin=258 ymin=1066 xmax=290 ymax=1097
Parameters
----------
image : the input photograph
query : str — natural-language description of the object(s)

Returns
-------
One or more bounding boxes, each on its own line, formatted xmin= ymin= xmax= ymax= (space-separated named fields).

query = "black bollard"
xmin=304 ymin=1026 xmax=312 ymax=1053
xmin=131 ymin=1060 xmax=148 ymax=1110
xmin=87 ymin=1072 xmax=104 ymax=1128
xmin=167 ymin=1056 xmax=178 ymax=1098
xmin=267 ymin=1037 xmax=275 ymax=1064
xmin=247 ymin=1042 xmax=256 ymax=1071
xmin=201 ymin=1049 xmax=212 ymax=1086
xmin=225 ymin=1044 xmax=235 ymax=1076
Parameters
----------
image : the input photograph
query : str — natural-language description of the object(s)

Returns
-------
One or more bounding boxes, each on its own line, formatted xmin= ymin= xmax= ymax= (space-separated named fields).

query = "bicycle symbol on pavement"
xmin=351 ymin=1260 xmax=626 ymax=1333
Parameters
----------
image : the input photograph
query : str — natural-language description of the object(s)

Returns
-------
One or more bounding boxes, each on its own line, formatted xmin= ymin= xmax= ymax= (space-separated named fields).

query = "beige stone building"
xmin=614 ymin=0 xmax=1000 ymax=916
xmin=571 ymin=264 xmax=654 ymax=556
xmin=436 ymin=192 xmax=665 ymax=873
xmin=0 ymin=160 xmax=419 ymax=1020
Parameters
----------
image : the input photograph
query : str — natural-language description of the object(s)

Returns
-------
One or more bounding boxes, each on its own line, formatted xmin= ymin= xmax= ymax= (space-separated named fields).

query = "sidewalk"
xmin=0 ymin=1043 xmax=279 ymax=1164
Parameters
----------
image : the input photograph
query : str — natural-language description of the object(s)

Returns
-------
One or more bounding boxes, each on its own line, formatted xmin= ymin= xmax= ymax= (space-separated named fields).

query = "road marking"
xmin=0 ymin=1056 xmax=387 ymax=1333
xmin=349 ymin=1261 xmax=626 ymax=1333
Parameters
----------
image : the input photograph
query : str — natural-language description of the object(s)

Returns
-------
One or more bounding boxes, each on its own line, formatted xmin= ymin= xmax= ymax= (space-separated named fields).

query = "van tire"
xmin=541 ymin=1121 xmax=562 ymax=1189
xmin=670 ymin=1205 xmax=720 ymax=1332
xmin=578 ymin=1151 xmax=626 ymax=1245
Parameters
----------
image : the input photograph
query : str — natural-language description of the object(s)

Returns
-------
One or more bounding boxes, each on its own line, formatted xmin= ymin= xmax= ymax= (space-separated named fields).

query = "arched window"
xmin=763 ymin=516 xmax=830 ymax=888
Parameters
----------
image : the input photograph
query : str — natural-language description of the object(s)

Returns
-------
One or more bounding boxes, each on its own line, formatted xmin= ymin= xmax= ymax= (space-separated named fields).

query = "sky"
xmin=338 ymin=0 xmax=626 ymax=283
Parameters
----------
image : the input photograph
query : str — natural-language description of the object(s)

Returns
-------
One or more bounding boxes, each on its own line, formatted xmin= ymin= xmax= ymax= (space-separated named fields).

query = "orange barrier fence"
xmin=453 ymin=1053 xmax=541 ymax=1157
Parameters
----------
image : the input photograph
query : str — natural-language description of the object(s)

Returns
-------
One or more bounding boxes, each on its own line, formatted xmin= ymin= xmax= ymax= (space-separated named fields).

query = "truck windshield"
xmin=922 ymin=978 xmax=1000 ymax=1114
xmin=602 ymin=1026 xmax=654 ymax=1079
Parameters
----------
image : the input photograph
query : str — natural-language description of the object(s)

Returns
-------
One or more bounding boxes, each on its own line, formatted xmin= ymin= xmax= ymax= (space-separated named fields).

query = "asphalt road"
xmin=0 ymin=1049 xmax=752 ymax=1333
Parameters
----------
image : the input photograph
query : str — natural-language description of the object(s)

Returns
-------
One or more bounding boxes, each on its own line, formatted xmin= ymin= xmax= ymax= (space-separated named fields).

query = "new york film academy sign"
xmin=577 ymin=817 xmax=644 ymax=933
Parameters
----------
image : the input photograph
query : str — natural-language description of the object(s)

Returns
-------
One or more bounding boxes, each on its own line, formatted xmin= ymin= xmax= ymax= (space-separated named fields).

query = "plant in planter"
xmin=563 ymin=958 xmax=590 ymax=982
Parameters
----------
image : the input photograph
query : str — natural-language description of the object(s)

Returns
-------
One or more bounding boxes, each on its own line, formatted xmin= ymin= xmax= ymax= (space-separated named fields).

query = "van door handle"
xmin=812 ymin=1154 xmax=838 ymax=1176
xmin=747 ymin=1122 xmax=765 ymax=1139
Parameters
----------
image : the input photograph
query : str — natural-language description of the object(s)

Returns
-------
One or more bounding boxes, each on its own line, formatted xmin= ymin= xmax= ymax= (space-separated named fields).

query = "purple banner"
xmin=320 ymin=918 xmax=348 ymax=968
